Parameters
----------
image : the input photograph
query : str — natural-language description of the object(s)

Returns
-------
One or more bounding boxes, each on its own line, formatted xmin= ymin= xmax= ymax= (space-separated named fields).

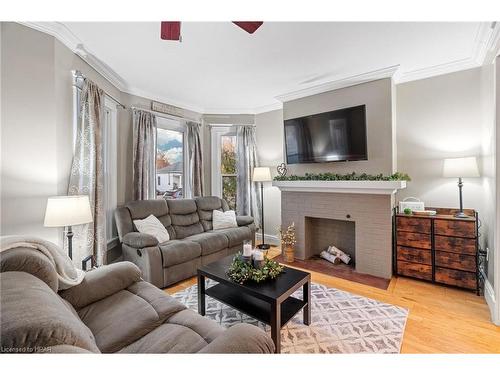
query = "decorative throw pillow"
xmin=133 ymin=214 xmax=170 ymax=243
xmin=212 ymin=210 xmax=238 ymax=230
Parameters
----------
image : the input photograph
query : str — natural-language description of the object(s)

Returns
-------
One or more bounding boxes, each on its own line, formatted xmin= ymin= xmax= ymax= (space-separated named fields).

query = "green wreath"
xmin=227 ymin=254 xmax=284 ymax=284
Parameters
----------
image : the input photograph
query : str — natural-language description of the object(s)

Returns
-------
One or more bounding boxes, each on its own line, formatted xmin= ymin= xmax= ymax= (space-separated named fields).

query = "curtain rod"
xmin=73 ymin=70 xmax=126 ymax=109
xmin=131 ymin=106 xmax=199 ymax=123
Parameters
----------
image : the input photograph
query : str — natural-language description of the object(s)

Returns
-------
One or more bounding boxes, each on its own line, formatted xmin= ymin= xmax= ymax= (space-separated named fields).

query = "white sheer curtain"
xmin=236 ymin=125 xmax=261 ymax=227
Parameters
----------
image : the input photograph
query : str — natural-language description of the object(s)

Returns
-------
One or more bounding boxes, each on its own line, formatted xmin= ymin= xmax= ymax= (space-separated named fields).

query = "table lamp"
xmin=44 ymin=195 xmax=93 ymax=259
xmin=253 ymin=167 xmax=272 ymax=250
xmin=443 ymin=156 xmax=480 ymax=218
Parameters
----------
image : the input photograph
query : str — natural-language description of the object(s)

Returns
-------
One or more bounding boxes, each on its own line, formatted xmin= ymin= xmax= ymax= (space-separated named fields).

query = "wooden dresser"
xmin=394 ymin=208 xmax=479 ymax=294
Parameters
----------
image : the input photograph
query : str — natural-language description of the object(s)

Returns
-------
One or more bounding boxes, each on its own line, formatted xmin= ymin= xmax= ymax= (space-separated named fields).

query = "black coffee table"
xmin=197 ymin=255 xmax=311 ymax=353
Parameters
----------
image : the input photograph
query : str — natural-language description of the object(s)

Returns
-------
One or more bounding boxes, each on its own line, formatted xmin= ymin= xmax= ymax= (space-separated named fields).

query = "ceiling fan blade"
xmin=232 ymin=22 xmax=263 ymax=34
xmin=161 ymin=22 xmax=181 ymax=40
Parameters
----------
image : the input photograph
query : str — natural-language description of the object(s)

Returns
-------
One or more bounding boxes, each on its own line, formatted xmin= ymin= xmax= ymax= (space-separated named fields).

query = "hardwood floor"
xmin=165 ymin=247 xmax=500 ymax=353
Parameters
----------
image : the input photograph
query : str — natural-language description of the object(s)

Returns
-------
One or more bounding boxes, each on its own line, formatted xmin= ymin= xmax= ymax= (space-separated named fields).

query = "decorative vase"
xmin=284 ymin=245 xmax=295 ymax=263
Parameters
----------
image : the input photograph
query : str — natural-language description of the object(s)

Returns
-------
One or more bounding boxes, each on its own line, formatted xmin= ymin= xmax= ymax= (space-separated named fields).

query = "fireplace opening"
xmin=304 ymin=216 xmax=355 ymax=265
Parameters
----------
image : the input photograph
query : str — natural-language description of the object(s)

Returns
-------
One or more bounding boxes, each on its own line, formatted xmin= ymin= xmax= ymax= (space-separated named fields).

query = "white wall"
xmin=255 ymin=109 xmax=284 ymax=241
xmin=479 ymin=63 xmax=496 ymax=288
xmin=396 ymin=67 xmax=498 ymax=286
xmin=494 ymin=55 xmax=500 ymax=324
xmin=1 ymin=22 xmax=59 ymax=243
xmin=396 ymin=68 xmax=484 ymax=210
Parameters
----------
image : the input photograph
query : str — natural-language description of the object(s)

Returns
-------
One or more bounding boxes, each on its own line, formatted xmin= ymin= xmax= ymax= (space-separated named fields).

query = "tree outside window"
xmin=221 ymin=135 xmax=237 ymax=210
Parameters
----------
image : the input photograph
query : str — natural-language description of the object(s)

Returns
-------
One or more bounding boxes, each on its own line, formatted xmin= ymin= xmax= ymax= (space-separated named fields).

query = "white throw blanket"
xmin=0 ymin=235 xmax=85 ymax=290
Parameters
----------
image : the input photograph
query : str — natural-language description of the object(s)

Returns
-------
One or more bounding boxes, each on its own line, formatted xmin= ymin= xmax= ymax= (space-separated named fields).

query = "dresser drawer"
xmin=397 ymin=260 xmax=432 ymax=281
xmin=434 ymin=235 xmax=476 ymax=255
xmin=396 ymin=216 xmax=431 ymax=234
xmin=435 ymin=267 xmax=477 ymax=290
xmin=434 ymin=219 xmax=476 ymax=238
xmin=397 ymin=231 xmax=431 ymax=249
xmin=397 ymin=246 xmax=431 ymax=265
xmin=435 ymin=251 xmax=476 ymax=272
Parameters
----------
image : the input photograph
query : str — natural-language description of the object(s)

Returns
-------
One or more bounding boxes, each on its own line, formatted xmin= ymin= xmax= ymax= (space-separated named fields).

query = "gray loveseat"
xmin=115 ymin=197 xmax=255 ymax=288
xmin=0 ymin=247 xmax=274 ymax=353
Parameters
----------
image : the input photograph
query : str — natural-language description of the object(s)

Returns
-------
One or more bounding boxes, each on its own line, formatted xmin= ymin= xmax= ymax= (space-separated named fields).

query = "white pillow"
xmin=212 ymin=210 xmax=238 ymax=230
xmin=133 ymin=214 xmax=170 ymax=243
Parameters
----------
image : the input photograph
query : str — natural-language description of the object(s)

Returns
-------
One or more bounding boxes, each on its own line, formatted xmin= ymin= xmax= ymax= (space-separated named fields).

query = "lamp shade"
xmin=252 ymin=167 xmax=272 ymax=182
xmin=443 ymin=157 xmax=480 ymax=178
xmin=44 ymin=195 xmax=93 ymax=227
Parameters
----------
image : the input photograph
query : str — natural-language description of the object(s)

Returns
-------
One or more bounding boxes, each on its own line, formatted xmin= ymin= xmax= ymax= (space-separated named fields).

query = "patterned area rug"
xmin=172 ymin=280 xmax=408 ymax=353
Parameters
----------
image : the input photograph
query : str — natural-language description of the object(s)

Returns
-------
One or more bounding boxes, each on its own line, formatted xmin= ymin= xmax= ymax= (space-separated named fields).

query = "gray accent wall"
xmin=255 ymin=78 xmax=396 ymax=241
xmin=283 ymin=78 xmax=395 ymax=175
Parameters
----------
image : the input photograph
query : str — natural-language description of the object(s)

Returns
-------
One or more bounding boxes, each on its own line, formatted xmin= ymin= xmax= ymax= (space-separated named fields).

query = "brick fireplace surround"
xmin=273 ymin=181 xmax=406 ymax=279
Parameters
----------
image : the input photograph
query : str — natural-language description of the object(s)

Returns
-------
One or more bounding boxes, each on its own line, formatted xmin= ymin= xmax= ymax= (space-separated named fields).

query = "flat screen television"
xmin=284 ymin=104 xmax=367 ymax=164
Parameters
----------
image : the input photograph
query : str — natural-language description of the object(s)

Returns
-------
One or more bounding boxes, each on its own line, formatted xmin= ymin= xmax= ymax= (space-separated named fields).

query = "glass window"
xmin=220 ymin=135 xmax=237 ymax=210
xmin=156 ymin=128 xmax=184 ymax=199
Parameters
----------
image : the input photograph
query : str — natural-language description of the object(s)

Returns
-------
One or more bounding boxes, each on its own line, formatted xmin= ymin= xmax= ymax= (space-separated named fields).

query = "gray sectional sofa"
xmin=115 ymin=196 xmax=256 ymax=288
xmin=0 ymin=247 xmax=274 ymax=353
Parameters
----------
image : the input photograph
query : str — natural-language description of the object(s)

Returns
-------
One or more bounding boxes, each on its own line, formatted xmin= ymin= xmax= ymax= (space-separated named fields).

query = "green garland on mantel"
xmin=273 ymin=171 xmax=411 ymax=182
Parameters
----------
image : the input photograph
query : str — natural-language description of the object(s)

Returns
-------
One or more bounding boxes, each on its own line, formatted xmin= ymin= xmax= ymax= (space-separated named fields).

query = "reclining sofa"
xmin=114 ymin=196 xmax=256 ymax=288
xmin=0 ymin=247 xmax=274 ymax=353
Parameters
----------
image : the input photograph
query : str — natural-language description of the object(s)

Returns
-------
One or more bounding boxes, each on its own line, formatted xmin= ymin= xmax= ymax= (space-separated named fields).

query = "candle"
xmin=243 ymin=243 xmax=253 ymax=257
xmin=253 ymin=250 xmax=264 ymax=261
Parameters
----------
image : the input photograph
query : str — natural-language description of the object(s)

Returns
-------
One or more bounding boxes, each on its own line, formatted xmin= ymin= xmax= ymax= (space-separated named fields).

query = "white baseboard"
xmin=484 ymin=278 xmax=499 ymax=325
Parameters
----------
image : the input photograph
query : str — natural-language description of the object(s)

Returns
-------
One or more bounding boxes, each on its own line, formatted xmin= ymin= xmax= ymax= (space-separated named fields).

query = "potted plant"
xmin=278 ymin=223 xmax=297 ymax=262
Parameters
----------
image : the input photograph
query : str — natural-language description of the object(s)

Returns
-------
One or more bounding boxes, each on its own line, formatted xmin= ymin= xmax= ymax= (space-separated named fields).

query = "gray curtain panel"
xmin=132 ymin=109 xmax=157 ymax=200
xmin=67 ymin=78 xmax=106 ymax=267
xmin=236 ymin=125 xmax=261 ymax=228
xmin=186 ymin=121 xmax=204 ymax=198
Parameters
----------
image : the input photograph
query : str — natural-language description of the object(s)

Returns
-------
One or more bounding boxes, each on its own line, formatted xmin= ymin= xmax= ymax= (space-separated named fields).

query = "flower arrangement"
xmin=278 ymin=222 xmax=297 ymax=247
xmin=278 ymin=223 xmax=297 ymax=262
xmin=273 ymin=171 xmax=411 ymax=182
xmin=227 ymin=254 xmax=284 ymax=284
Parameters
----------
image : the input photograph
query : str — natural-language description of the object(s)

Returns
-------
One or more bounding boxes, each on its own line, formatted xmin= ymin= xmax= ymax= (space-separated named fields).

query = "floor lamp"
xmin=253 ymin=167 xmax=272 ymax=250
xmin=443 ymin=156 xmax=480 ymax=218
xmin=44 ymin=195 xmax=93 ymax=260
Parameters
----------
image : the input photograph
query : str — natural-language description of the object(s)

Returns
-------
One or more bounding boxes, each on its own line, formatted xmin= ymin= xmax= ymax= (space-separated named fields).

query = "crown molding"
xmin=395 ymin=57 xmax=479 ymax=84
xmin=479 ymin=21 xmax=500 ymax=65
xmin=275 ymin=65 xmax=400 ymax=103
xmin=20 ymin=22 xmax=129 ymax=91
xmin=19 ymin=22 xmax=500 ymax=115
xmin=397 ymin=22 xmax=500 ymax=83
xmin=202 ymin=107 xmax=258 ymax=115
xmin=254 ymin=102 xmax=283 ymax=114
xmin=203 ymin=101 xmax=283 ymax=115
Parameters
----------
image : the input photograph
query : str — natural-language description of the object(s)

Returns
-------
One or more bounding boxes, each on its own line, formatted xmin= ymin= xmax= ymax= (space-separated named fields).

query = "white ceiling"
xmin=42 ymin=22 xmax=498 ymax=113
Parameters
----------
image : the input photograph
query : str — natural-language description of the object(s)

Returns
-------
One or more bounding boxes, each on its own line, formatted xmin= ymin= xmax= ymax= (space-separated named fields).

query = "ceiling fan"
xmin=160 ymin=21 xmax=263 ymax=41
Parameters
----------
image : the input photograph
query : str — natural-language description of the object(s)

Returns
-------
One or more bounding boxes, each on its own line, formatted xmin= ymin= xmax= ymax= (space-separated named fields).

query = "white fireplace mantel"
xmin=272 ymin=180 xmax=407 ymax=195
